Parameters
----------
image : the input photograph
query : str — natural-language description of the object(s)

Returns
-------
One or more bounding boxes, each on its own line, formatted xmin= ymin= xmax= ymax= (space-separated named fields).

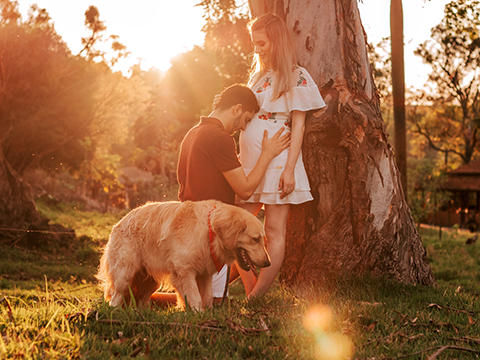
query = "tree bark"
xmin=248 ymin=0 xmax=436 ymax=289
xmin=0 ymin=145 xmax=41 ymax=226
xmin=0 ymin=144 xmax=75 ymax=246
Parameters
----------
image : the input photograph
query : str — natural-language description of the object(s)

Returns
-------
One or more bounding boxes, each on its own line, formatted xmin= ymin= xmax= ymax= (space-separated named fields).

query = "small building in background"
xmin=435 ymin=159 xmax=480 ymax=231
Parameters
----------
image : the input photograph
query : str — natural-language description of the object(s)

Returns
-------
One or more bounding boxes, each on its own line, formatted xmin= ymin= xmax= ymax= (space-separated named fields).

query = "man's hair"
xmin=214 ymin=84 xmax=260 ymax=114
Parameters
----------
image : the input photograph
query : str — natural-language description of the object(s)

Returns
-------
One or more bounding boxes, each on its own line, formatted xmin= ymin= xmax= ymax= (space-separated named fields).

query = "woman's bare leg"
xmin=150 ymin=292 xmax=177 ymax=308
xmin=248 ymin=204 xmax=290 ymax=298
xmin=236 ymin=202 xmax=264 ymax=295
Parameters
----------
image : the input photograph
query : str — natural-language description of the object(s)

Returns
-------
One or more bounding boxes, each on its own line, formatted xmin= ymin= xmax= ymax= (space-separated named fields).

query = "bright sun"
xmin=18 ymin=0 xmax=206 ymax=74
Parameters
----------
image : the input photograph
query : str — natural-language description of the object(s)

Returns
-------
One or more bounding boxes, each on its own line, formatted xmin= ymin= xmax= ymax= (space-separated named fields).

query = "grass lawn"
xmin=1 ymin=203 xmax=479 ymax=359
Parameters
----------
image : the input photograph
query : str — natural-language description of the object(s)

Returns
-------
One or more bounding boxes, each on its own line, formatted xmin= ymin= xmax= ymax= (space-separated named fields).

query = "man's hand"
xmin=261 ymin=127 xmax=290 ymax=159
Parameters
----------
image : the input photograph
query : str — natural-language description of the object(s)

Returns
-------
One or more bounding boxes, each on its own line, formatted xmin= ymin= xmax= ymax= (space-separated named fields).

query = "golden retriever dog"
xmin=96 ymin=200 xmax=270 ymax=311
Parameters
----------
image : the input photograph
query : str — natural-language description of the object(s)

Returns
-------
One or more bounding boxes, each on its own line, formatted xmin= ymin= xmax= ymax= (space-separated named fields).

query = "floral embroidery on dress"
xmin=297 ymin=71 xmax=307 ymax=87
xmin=256 ymin=77 xmax=272 ymax=93
xmin=258 ymin=112 xmax=278 ymax=122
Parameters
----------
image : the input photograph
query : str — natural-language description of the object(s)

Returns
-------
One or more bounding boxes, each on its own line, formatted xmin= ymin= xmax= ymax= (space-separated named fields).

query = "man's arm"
xmin=223 ymin=128 xmax=290 ymax=200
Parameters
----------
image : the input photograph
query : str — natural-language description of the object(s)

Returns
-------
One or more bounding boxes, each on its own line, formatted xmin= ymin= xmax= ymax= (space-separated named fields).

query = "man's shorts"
xmin=212 ymin=264 xmax=229 ymax=298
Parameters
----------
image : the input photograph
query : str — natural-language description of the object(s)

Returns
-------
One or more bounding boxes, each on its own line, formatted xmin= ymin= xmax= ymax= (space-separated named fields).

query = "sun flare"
xmin=303 ymin=304 xmax=354 ymax=360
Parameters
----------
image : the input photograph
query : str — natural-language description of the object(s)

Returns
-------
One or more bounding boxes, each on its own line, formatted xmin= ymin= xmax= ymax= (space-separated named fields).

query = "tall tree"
xmin=391 ymin=0 xmax=407 ymax=193
xmin=0 ymin=1 xmax=146 ymax=240
xmin=0 ymin=0 xmax=45 ymax=242
xmin=199 ymin=0 xmax=252 ymax=84
xmin=78 ymin=5 xmax=129 ymax=67
xmin=247 ymin=0 xmax=435 ymax=288
xmin=413 ymin=0 xmax=480 ymax=166
xmin=0 ymin=143 xmax=42 ymax=239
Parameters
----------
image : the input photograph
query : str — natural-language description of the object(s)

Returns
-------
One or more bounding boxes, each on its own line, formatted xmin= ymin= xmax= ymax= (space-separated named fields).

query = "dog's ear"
xmin=211 ymin=207 xmax=246 ymax=250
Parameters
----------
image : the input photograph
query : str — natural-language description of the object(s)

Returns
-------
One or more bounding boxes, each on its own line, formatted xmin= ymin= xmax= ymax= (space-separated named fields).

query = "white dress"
xmin=238 ymin=66 xmax=326 ymax=205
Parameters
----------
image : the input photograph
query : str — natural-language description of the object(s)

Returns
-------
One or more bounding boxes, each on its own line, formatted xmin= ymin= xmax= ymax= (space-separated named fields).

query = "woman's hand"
xmin=212 ymin=94 xmax=221 ymax=109
xmin=279 ymin=169 xmax=295 ymax=199
xmin=278 ymin=110 xmax=305 ymax=199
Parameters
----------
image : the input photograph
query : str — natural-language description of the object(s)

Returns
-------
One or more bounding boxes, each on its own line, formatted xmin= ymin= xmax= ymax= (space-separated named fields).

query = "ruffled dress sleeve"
xmin=251 ymin=66 xmax=326 ymax=113
xmin=286 ymin=66 xmax=326 ymax=111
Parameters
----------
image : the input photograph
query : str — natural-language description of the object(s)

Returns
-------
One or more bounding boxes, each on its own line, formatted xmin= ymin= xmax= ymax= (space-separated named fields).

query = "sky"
xmin=16 ymin=0 xmax=451 ymax=89
xmin=358 ymin=0 xmax=451 ymax=89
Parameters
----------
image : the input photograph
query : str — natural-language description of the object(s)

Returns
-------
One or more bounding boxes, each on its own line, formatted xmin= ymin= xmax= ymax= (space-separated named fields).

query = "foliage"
xmin=0 ymin=0 xmax=20 ymax=24
xmin=0 ymin=0 xmax=255 ymax=216
xmin=368 ymin=37 xmax=392 ymax=102
xmin=163 ymin=46 xmax=224 ymax=126
xmin=78 ymin=5 xmax=130 ymax=67
xmin=0 ymin=10 xmax=95 ymax=174
xmin=129 ymin=68 xmax=182 ymax=180
xmin=199 ymin=0 xmax=252 ymax=84
xmin=124 ymin=176 xmax=180 ymax=210
xmin=413 ymin=0 xmax=480 ymax=165
xmin=368 ymin=37 xmax=394 ymax=137
xmin=124 ymin=49 xmax=226 ymax=188
xmin=408 ymin=102 xmax=475 ymax=168
xmin=407 ymin=157 xmax=451 ymax=223
xmin=0 ymin=1 xmax=152 ymax=207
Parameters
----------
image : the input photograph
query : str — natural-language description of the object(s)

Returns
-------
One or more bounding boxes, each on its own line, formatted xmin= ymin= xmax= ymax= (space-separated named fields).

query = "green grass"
xmin=36 ymin=199 xmax=126 ymax=240
xmin=421 ymin=225 xmax=480 ymax=294
xmin=1 ymin=205 xmax=480 ymax=359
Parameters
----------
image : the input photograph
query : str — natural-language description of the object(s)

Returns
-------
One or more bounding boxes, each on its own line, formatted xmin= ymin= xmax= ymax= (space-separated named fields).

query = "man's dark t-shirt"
xmin=177 ymin=117 xmax=241 ymax=205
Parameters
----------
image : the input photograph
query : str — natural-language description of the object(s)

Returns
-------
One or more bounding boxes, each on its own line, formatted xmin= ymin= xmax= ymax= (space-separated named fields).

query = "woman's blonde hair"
xmin=247 ymin=13 xmax=297 ymax=99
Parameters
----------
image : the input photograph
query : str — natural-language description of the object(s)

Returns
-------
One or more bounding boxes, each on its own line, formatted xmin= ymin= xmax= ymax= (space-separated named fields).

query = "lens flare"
xmin=317 ymin=333 xmax=354 ymax=360
xmin=303 ymin=304 xmax=354 ymax=360
xmin=303 ymin=304 xmax=333 ymax=332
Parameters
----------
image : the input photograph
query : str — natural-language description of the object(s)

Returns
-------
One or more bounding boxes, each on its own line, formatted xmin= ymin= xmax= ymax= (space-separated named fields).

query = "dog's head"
xmin=211 ymin=205 xmax=270 ymax=273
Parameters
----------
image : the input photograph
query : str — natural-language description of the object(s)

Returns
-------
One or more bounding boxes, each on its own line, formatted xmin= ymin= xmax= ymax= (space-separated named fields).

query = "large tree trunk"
xmin=248 ymin=0 xmax=436 ymax=288
xmin=0 ymin=144 xmax=74 ymax=246
xmin=0 ymin=144 xmax=41 ymax=230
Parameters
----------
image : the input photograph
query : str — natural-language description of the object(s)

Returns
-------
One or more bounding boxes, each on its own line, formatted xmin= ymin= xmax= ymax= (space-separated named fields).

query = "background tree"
xmin=199 ymin=0 xmax=252 ymax=84
xmin=78 ymin=5 xmax=129 ymax=67
xmin=391 ymin=0 xmax=407 ymax=192
xmin=367 ymin=38 xmax=451 ymax=226
xmin=130 ymin=67 xmax=182 ymax=181
xmin=0 ymin=1 xmax=69 ymax=243
xmin=0 ymin=1 xmax=48 ymax=240
xmin=0 ymin=1 xmax=150 ymax=239
xmin=161 ymin=46 xmax=224 ymax=131
xmin=368 ymin=37 xmax=393 ymax=134
xmin=245 ymin=0 xmax=435 ymax=288
xmin=1 ymin=3 xmax=148 ymax=192
xmin=413 ymin=0 xmax=480 ymax=166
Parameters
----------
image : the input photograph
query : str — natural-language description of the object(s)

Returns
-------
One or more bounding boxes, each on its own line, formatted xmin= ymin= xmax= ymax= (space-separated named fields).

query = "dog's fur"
xmin=96 ymin=200 xmax=270 ymax=310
